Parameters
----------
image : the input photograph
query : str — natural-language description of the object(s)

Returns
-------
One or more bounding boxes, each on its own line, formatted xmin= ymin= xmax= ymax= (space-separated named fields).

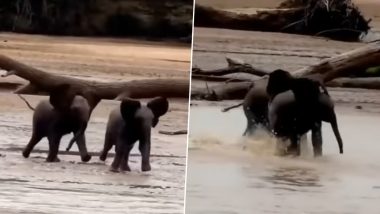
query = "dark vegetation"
xmin=0 ymin=0 xmax=193 ymax=43
xmin=195 ymin=0 xmax=370 ymax=42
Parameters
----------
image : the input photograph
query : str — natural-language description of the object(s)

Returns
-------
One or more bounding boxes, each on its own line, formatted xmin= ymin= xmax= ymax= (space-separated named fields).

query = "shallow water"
xmin=186 ymin=105 xmax=380 ymax=214
xmin=0 ymin=94 xmax=187 ymax=214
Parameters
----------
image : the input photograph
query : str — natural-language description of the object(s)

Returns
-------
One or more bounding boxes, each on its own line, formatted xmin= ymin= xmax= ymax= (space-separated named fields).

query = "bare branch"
xmin=159 ymin=130 xmax=187 ymax=135
xmin=221 ymin=102 xmax=243 ymax=112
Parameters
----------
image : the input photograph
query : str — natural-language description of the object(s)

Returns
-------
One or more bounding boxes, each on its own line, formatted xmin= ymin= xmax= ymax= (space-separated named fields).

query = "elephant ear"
xmin=49 ymin=84 xmax=76 ymax=111
xmin=147 ymin=97 xmax=169 ymax=127
xmin=120 ymin=98 xmax=141 ymax=122
xmin=266 ymin=69 xmax=292 ymax=100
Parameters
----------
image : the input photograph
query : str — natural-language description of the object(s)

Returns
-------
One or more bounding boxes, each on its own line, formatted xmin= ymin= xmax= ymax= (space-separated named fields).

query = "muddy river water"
xmin=186 ymin=105 xmax=380 ymax=214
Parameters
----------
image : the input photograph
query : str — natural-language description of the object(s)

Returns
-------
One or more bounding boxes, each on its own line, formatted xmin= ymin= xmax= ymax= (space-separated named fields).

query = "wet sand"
xmin=0 ymin=34 xmax=190 ymax=213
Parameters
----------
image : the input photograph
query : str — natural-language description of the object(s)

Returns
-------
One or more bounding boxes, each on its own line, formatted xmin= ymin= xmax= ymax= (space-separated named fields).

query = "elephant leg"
xmin=300 ymin=134 xmax=307 ymax=144
xmin=243 ymin=106 xmax=260 ymax=136
xmin=287 ymin=134 xmax=300 ymax=156
xmin=120 ymin=144 xmax=134 ymax=171
xmin=110 ymin=142 xmax=125 ymax=172
xmin=75 ymin=134 xmax=91 ymax=162
xmin=100 ymin=133 xmax=114 ymax=161
xmin=312 ymin=122 xmax=323 ymax=157
xmin=243 ymin=120 xmax=255 ymax=136
xmin=22 ymin=132 xmax=43 ymax=158
xmin=46 ymin=134 xmax=61 ymax=162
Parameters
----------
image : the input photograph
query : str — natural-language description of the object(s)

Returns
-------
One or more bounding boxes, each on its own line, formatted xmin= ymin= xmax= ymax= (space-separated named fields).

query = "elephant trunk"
xmin=139 ymin=121 xmax=152 ymax=171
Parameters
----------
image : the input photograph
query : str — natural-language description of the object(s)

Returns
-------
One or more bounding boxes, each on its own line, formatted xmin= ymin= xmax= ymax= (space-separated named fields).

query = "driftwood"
xmin=192 ymin=42 xmax=380 ymax=100
xmin=326 ymin=78 xmax=380 ymax=89
xmin=195 ymin=0 xmax=370 ymax=41
xmin=0 ymin=55 xmax=190 ymax=107
xmin=192 ymin=81 xmax=253 ymax=101
xmin=193 ymin=57 xmax=269 ymax=77
xmin=221 ymin=102 xmax=244 ymax=112
xmin=192 ymin=74 xmax=248 ymax=82
xmin=293 ymin=43 xmax=380 ymax=81
xmin=159 ymin=130 xmax=188 ymax=135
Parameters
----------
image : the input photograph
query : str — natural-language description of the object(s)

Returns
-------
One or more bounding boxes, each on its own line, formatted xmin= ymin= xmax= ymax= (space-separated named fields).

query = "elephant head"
xmin=266 ymin=69 xmax=293 ymax=101
xmin=49 ymin=84 xmax=76 ymax=112
xmin=120 ymin=98 xmax=142 ymax=122
xmin=120 ymin=96 xmax=169 ymax=127
xmin=266 ymin=69 xmax=327 ymax=106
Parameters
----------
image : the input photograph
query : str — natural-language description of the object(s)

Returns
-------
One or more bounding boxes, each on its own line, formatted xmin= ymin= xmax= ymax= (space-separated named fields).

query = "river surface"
xmin=185 ymin=105 xmax=380 ymax=214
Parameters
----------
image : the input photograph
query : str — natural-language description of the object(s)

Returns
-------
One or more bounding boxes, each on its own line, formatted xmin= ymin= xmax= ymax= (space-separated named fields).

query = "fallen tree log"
xmin=326 ymin=77 xmax=380 ymax=89
xmin=193 ymin=57 xmax=269 ymax=77
xmin=159 ymin=130 xmax=188 ymax=135
xmin=0 ymin=54 xmax=190 ymax=107
xmin=192 ymin=74 xmax=248 ymax=82
xmin=195 ymin=0 xmax=370 ymax=42
xmin=192 ymin=42 xmax=380 ymax=100
xmin=293 ymin=42 xmax=380 ymax=82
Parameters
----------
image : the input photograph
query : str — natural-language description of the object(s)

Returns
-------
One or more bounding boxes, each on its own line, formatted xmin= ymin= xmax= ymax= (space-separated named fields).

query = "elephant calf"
xmin=22 ymin=84 xmax=92 ymax=162
xmin=99 ymin=97 xmax=169 ymax=172
xmin=267 ymin=69 xmax=343 ymax=156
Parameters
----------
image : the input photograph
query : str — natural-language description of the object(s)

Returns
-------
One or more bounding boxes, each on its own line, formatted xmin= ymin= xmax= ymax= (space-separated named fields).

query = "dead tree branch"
xmin=159 ymin=130 xmax=188 ymax=135
xmin=192 ymin=42 xmax=380 ymax=100
xmin=0 ymin=55 xmax=190 ymax=106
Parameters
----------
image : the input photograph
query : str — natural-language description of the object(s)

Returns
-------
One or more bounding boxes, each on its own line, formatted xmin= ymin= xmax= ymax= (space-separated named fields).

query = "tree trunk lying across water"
xmin=192 ymin=41 xmax=380 ymax=101
xmin=0 ymin=54 xmax=190 ymax=108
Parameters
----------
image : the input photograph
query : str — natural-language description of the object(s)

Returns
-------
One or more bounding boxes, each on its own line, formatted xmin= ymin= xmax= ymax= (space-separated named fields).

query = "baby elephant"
xmin=99 ymin=97 xmax=169 ymax=172
xmin=22 ymin=84 xmax=92 ymax=162
xmin=267 ymin=69 xmax=343 ymax=156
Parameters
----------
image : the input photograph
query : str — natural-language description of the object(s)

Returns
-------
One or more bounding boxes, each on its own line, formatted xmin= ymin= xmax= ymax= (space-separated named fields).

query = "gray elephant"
xmin=242 ymin=79 xmax=270 ymax=136
xmin=267 ymin=69 xmax=343 ymax=156
xmin=22 ymin=84 xmax=94 ymax=162
xmin=99 ymin=97 xmax=169 ymax=172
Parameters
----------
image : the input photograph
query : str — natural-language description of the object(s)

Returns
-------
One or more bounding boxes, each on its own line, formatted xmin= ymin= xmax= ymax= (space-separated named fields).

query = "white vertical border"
xmin=183 ymin=0 xmax=196 ymax=213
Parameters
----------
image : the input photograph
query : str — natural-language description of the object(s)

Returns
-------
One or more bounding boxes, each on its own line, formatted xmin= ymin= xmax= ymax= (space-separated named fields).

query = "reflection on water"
xmin=186 ymin=106 xmax=380 ymax=214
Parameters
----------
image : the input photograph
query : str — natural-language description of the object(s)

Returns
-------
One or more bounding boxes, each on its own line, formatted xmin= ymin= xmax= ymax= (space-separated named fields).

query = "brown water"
xmin=185 ymin=106 xmax=380 ymax=214
xmin=0 ymin=94 xmax=187 ymax=214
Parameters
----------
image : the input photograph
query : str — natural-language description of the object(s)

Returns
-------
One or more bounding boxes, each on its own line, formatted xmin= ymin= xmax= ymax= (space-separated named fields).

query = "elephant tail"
xmin=221 ymin=102 xmax=243 ymax=112
xmin=320 ymin=84 xmax=330 ymax=96
xmin=17 ymin=94 xmax=35 ymax=111
xmin=66 ymin=124 xmax=87 ymax=152
xmin=330 ymin=112 xmax=343 ymax=154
